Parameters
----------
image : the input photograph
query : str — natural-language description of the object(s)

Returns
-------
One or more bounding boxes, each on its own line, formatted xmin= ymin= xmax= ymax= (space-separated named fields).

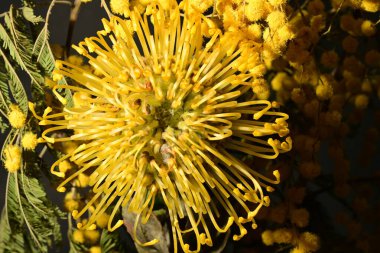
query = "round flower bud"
xmin=342 ymin=36 xmax=358 ymax=53
xmin=21 ymin=132 xmax=38 ymax=150
xmin=8 ymin=105 xmax=26 ymax=129
xmin=299 ymin=232 xmax=320 ymax=252
xmin=72 ymin=229 xmax=85 ymax=244
xmin=290 ymin=208 xmax=310 ymax=228
xmin=59 ymin=160 xmax=72 ymax=173
xmin=84 ymin=229 xmax=100 ymax=244
xmin=361 ymin=20 xmax=376 ymax=36
xmin=89 ymin=246 xmax=102 ymax=253
xmin=272 ymin=228 xmax=294 ymax=244
xmin=261 ymin=230 xmax=274 ymax=246
xmin=320 ymin=50 xmax=339 ymax=69
xmin=3 ymin=145 xmax=22 ymax=173
xmin=96 ymin=213 xmax=110 ymax=229
xmin=354 ymin=94 xmax=369 ymax=109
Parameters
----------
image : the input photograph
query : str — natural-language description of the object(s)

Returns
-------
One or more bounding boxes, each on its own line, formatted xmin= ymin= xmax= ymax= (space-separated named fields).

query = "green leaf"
xmin=0 ymin=116 xmax=8 ymax=134
xmin=22 ymin=7 xmax=43 ymax=24
xmin=0 ymin=170 xmax=64 ymax=253
xmin=0 ymin=61 xmax=11 ymax=111
xmin=0 ymin=48 xmax=28 ymax=114
xmin=0 ymin=7 xmax=44 ymax=91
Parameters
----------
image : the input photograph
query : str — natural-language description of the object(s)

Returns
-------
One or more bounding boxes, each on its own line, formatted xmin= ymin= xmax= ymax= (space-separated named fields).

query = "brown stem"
xmin=65 ymin=0 xmax=81 ymax=59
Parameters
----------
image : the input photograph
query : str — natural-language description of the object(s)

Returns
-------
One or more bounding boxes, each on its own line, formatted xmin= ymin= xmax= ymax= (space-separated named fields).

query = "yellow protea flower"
xmin=33 ymin=1 xmax=291 ymax=252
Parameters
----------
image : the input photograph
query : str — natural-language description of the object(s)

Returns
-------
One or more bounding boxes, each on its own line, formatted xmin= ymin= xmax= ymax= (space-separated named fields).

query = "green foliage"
xmin=22 ymin=7 xmax=44 ymax=24
xmin=100 ymin=230 xmax=127 ymax=253
xmin=0 ymin=170 xmax=64 ymax=253
xmin=0 ymin=7 xmax=44 ymax=91
xmin=0 ymin=116 xmax=8 ymax=134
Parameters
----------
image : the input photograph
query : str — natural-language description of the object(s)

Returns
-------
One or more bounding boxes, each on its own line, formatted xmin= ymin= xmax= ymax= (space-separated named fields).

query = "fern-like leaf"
xmin=0 ymin=48 xmax=28 ymax=114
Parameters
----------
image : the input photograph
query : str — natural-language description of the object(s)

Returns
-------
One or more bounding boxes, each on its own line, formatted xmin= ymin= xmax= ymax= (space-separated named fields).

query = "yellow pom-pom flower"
xmin=8 ymin=105 xmax=26 ymax=129
xmin=3 ymin=145 xmax=22 ymax=173
xmin=72 ymin=229 xmax=85 ymax=244
xmin=290 ymin=208 xmax=310 ymax=228
xmin=84 ymin=229 xmax=100 ymax=244
xmin=298 ymin=232 xmax=320 ymax=252
xmin=96 ymin=213 xmax=110 ymax=229
xmin=272 ymin=228 xmax=294 ymax=244
xmin=110 ymin=0 xmax=131 ymax=17
xmin=36 ymin=2 xmax=291 ymax=252
xmin=361 ymin=20 xmax=376 ymax=36
xmin=354 ymin=94 xmax=369 ymax=109
xmin=261 ymin=229 xmax=274 ymax=246
xmin=89 ymin=246 xmax=102 ymax=253
xmin=21 ymin=132 xmax=38 ymax=150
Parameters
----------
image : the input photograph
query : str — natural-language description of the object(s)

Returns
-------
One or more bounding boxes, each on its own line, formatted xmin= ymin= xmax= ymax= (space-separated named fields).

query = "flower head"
xmin=3 ymin=144 xmax=22 ymax=173
xmin=8 ymin=104 xmax=26 ymax=129
xmin=36 ymin=1 xmax=291 ymax=252
xmin=21 ymin=132 xmax=38 ymax=150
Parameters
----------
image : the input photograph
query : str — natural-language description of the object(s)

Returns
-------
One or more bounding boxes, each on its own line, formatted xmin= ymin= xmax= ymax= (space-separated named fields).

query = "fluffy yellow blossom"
xmin=246 ymin=0 xmax=269 ymax=22
xmin=64 ymin=192 xmax=81 ymax=212
xmin=360 ymin=0 xmax=379 ymax=12
xmin=3 ymin=145 xmax=22 ymax=173
xmin=188 ymin=0 xmax=213 ymax=13
xmin=8 ymin=105 xmax=26 ymax=129
xmin=76 ymin=173 xmax=90 ymax=187
xmin=96 ymin=213 xmax=110 ymax=229
xmin=340 ymin=14 xmax=356 ymax=33
xmin=37 ymin=2 xmax=291 ymax=252
xmin=364 ymin=50 xmax=380 ymax=67
xmin=89 ymin=246 xmax=101 ymax=253
xmin=342 ymin=36 xmax=359 ymax=53
xmin=298 ymin=232 xmax=320 ymax=252
xmin=361 ymin=20 xmax=376 ymax=36
xmin=272 ymin=228 xmax=294 ymax=244
xmin=21 ymin=132 xmax=38 ymax=150
xmin=72 ymin=229 xmax=85 ymax=244
xmin=320 ymin=50 xmax=339 ymax=69
xmin=67 ymin=55 xmax=84 ymax=66
xmin=261 ymin=230 xmax=274 ymax=246
xmin=290 ymin=247 xmax=306 ymax=253
xmin=268 ymin=0 xmax=286 ymax=7
xmin=290 ymin=208 xmax=310 ymax=228
xmin=315 ymin=76 xmax=334 ymax=100
xmin=59 ymin=160 xmax=72 ymax=173
xmin=110 ymin=0 xmax=131 ymax=17
xmin=307 ymin=0 xmax=325 ymax=15
xmin=266 ymin=11 xmax=287 ymax=30
xmin=354 ymin=94 xmax=369 ymax=109
xmin=291 ymin=88 xmax=306 ymax=104
xmin=84 ymin=230 xmax=100 ymax=244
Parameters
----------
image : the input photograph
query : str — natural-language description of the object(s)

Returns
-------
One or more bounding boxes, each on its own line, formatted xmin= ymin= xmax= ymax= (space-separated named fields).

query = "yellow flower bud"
xmin=272 ymin=228 xmax=294 ymax=244
xmin=84 ymin=229 xmax=100 ymax=244
xmin=96 ymin=213 xmax=110 ymax=229
xmin=354 ymin=94 xmax=369 ymax=109
xmin=290 ymin=208 xmax=310 ymax=228
xmin=21 ymin=132 xmax=38 ymax=150
xmin=72 ymin=229 xmax=85 ymax=244
xmin=299 ymin=232 xmax=320 ymax=252
xmin=3 ymin=145 xmax=22 ymax=173
xmin=8 ymin=105 xmax=26 ymax=129
xmin=89 ymin=246 xmax=102 ymax=253
xmin=261 ymin=230 xmax=274 ymax=246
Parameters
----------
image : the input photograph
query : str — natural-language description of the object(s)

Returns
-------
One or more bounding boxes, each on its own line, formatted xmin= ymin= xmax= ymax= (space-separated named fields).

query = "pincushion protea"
xmin=32 ymin=1 xmax=291 ymax=252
